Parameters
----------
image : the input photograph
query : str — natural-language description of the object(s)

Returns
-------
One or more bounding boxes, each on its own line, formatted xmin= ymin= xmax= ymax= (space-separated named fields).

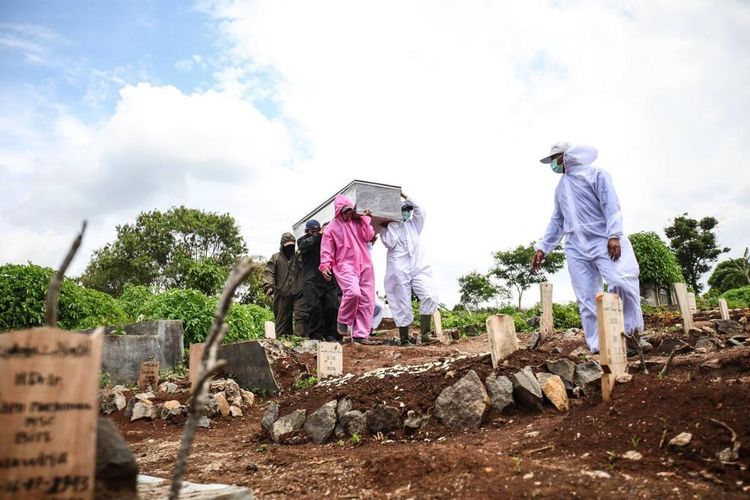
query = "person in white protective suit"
xmin=379 ymin=192 xmax=439 ymax=347
xmin=531 ymin=142 xmax=648 ymax=355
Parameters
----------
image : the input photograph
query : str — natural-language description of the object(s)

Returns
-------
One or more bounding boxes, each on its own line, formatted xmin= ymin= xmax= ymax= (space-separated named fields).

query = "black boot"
xmin=399 ymin=326 xmax=413 ymax=347
xmin=420 ymin=315 xmax=436 ymax=344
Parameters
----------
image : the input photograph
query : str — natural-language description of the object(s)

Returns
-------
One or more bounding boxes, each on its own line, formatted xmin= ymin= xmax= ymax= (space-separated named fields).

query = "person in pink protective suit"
xmin=319 ymin=194 xmax=379 ymax=345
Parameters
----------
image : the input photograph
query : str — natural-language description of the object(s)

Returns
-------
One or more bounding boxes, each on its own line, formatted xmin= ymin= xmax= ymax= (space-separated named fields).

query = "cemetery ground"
xmin=109 ymin=311 xmax=750 ymax=498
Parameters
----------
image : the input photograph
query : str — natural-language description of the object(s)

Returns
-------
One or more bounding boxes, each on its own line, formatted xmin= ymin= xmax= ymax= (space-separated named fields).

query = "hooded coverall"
xmin=319 ymin=195 xmax=376 ymax=339
xmin=534 ymin=145 xmax=644 ymax=352
xmin=378 ymin=197 xmax=439 ymax=327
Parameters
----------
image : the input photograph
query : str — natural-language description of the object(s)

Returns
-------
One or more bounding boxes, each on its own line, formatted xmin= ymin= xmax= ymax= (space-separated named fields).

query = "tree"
xmin=630 ymin=231 xmax=684 ymax=286
xmin=236 ymin=255 xmax=273 ymax=308
xmin=457 ymin=271 xmax=507 ymax=310
xmin=489 ymin=243 xmax=565 ymax=309
xmin=664 ymin=214 xmax=729 ymax=294
xmin=707 ymin=248 xmax=750 ymax=294
xmin=80 ymin=206 xmax=247 ymax=296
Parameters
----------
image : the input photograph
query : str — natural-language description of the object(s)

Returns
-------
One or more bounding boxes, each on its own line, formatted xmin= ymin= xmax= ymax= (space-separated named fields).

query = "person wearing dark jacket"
xmin=297 ymin=219 xmax=342 ymax=341
xmin=263 ymin=232 xmax=308 ymax=337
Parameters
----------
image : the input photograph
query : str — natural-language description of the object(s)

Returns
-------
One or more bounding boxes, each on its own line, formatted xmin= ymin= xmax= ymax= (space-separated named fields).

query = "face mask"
xmin=550 ymin=157 xmax=564 ymax=174
xmin=282 ymin=245 xmax=295 ymax=258
xmin=402 ymin=210 xmax=411 ymax=222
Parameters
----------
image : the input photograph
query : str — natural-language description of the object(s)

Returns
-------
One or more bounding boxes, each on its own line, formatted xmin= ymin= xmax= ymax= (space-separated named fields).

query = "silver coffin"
xmin=293 ymin=180 xmax=402 ymax=239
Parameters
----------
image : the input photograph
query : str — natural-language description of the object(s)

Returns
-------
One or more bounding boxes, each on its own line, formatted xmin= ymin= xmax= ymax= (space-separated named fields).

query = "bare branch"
xmin=659 ymin=347 xmax=678 ymax=378
xmin=45 ymin=221 xmax=87 ymax=327
xmin=169 ymin=258 xmax=254 ymax=500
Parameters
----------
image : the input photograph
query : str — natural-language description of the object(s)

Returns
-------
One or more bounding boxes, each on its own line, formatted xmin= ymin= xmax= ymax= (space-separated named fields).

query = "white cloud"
xmin=2 ymin=1 xmax=749 ymax=307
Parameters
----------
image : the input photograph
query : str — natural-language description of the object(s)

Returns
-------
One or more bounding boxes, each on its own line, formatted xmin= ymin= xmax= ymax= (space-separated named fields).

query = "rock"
xmin=695 ymin=337 xmax=719 ymax=353
xmin=114 ymin=393 xmax=127 ymax=412
xmin=303 ymin=400 xmax=337 ymax=444
xmin=701 ymin=326 xmax=717 ymax=335
xmin=366 ymin=404 xmax=402 ymax=434
xmin=209 ymin=379 xmax=227 ymax=393
xmin=99 ymin=390 xmax=121 ymax=415
xmin=160 ymin=400 xmax=184 ymax=419
xmin=569 ymin=346 xmax=589 ymax=358
xmin=536 ymin=373 xmax=569 ymax=412
xmin=130 ymin=401 xmax=157 ymax=422
xmin=574 ymin=361 xmax=603 ymax=398
xmin=229 ymin=395 xmax=243 ymax=408
xmin=123 ymin=398 xmax=137 ymax=420
xmin=205 ymin=395 xmax=220 ymax=417
xmin=197 ymin=416 xmax=211 ymax=428
xmin=95 ymin=417 xmax=138 ymax=497
xmin=714 ymin=319 xmax=744 ymax=335
xmin=563 ymin=328 xmax=582 ymax=339
xmin=485 ymin=374 xmax=514 ymax=414
xmin=261 ymin=402 xmax=279 ymax=433
xmin=293 ymin=339 xmax=319 ymax=354
xmin=622 ymin=450 xmax=642 ymax=461
xmin=134 ymin=392 xmax=154 ymax=401
xmin=403 ymin=410 xmax=429 ymax=436
xmin=224 ymin=379 xmax=241 ymax=401
xmin=340 ymin=410 xmax=367 ymax=437
xmin=526 ymin=332 xmax=540 ymax=350
xmin=214 ymin=392 xmax=230 ymax=417
xmin=546 ymin=358 xmax=576 ymax=385
xmin=271 ymin=409 xmax=306 ymax=442
xmin=158 ymin=382 xmax=179 ymax=394
xmin=669 ymin=432 xmax=692 ymax=447
xmin=740 ymin=316 xmax=748 ymax=326
xmin=717 ymin=447 xmax=738 ymax=462
xmin=512 ymin=367 xmax=543 ymax=410
xmin=728 ymin=336 xmax=747 ymax=347
xmin=434 ymin=370 xmax=491 ymax=429
xmin=230 ymin=406 xmax=243 ymax=417
xmin=336 ymin=398 xmax=352 ymax=419
xmin=527 ymin=316 xmax=540 ymax=328
xmin=615 ymin=373 xmax=633 ymax=383
xmin=582 ymin=470 xmax=611 ymax=479
xmin=240 ymin=389 xmax=255 ymax=408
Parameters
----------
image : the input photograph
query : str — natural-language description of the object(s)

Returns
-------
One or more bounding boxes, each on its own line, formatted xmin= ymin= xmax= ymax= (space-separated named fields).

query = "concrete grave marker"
xmin=540 ymin=282 xmax=554 ymax=341
xmin=264 ymin=321 xmax=276 ymax=340
xmin=189 ymin=343 xmax=205 ymax=389
xmin=433 ymin=310 xmax=448 ymax=344
xmin=137 ymin=360 xmax=159 ymax=391
xmin=673 ymin=283 xmax=693 ymax=334
xmin=486 ymin=315 xmax=519 ymax=369
xmin=718 ymin=298 xmax=730 ymax=321
xmin=0 ymin=327 xmax=103 ymax=499
xmin=596 ymin=293 xmax=628 ymax=402
xmin=317 ymin=342 xmax=343 ymax=379
xmin=687 ymin=292 xmax=697 ymax=314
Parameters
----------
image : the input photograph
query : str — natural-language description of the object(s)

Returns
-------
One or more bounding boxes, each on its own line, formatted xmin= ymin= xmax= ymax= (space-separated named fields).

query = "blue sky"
xmin=1 ymin=1 xmax=748 ymax=307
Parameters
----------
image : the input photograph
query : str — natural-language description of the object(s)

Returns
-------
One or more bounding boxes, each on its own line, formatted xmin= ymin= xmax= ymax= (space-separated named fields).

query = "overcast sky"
xmin=1 ymin=0 xmax=748 ymax=307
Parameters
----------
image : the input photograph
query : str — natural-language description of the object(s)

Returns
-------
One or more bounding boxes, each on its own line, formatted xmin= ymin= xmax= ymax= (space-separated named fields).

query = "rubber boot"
xmin=420 ymin=315 xmax=435 ymax=344
xmin=399 ymin=326 xmax=413 ymax=347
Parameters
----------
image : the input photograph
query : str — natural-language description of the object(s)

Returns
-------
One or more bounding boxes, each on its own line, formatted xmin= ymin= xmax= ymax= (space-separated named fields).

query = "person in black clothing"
xmin=298 ymin=219 xmax=342 ymax=342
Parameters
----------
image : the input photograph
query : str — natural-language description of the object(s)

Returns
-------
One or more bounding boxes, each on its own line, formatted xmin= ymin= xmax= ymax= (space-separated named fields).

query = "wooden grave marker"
xmin=486 ymin=315 xmax=519 ymax=369
xmin=687 ymin=292 xmax=697 ymax=314
xmin=189 ymin=343 xmax=205 ymax=389
xmin=137 ymin=360 xmax=159 ymax=391
xmin=317 ymin=342 xmax=343 ymax=379
xmin=540 ymin=282 xmax=554 ymax=341
xmin=0 ymin=327 xmax=103 ymax=499
xmin=596 ymin=293 xmax=628 ymax=402
xmin=264 ymin=321 xmax=276 ymax=340
xmin=673 ymin=283 xmax=693 ymax=334
xmin=718 ymin=298 xmax=730 ymax=321
xmin=433 ymin=310 xmax=448 ymax=344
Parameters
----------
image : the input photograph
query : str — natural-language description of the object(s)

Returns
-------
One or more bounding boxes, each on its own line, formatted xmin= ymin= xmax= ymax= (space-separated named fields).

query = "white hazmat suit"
xmin=379 ymin=198 xmax=439 ymax=327
xmin=534 ymin=145 xmax=644 ymax=352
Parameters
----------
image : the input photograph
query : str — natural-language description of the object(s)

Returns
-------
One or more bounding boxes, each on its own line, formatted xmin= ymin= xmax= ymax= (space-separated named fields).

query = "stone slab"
xmin=486 ymin=315 xmax=519 ymax=368
xmin=102 ymin=334 xmax=163 ymax=386
xmin=317 ymin=342 xmax=343 ymax=379
xmin=137 ymin=475 xmax=253 ymax=499
xmin=124 ymin=320 xmax=184 ymax=368
xmin=217 ymin=341 xmax=280 ymax=395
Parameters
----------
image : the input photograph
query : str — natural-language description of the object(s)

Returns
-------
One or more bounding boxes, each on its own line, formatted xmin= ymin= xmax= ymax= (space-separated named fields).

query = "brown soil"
xmin=114 ymin=323 xmax=750 ymax=498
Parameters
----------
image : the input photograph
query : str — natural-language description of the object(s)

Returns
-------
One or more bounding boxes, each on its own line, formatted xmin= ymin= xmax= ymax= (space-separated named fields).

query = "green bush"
xmin=720 ymin=286 xmax=750 ymax=309
xmin=139 ymin=288 xmax=273 ymax=346
xmin=552 ymin=302 xmax=582 ymax=329
xmin=117 ymin=284 xmax=154 ymax=320
xmin=0 ymin=263 xmax=127 ymax=332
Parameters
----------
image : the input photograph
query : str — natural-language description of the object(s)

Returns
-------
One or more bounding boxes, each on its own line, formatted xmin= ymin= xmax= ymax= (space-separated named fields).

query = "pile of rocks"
xmin=690 ymin=319 xmax=748 ymax=352
xmin=263 ymin=358 xmax=604 ymax=445
xmin=98 ymin=377 xmax=255 ymax=426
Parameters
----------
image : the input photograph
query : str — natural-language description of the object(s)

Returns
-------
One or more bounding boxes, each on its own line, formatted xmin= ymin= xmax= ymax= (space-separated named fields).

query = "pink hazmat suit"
xmin=319 ymin=195 xmax=376 ymax=339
